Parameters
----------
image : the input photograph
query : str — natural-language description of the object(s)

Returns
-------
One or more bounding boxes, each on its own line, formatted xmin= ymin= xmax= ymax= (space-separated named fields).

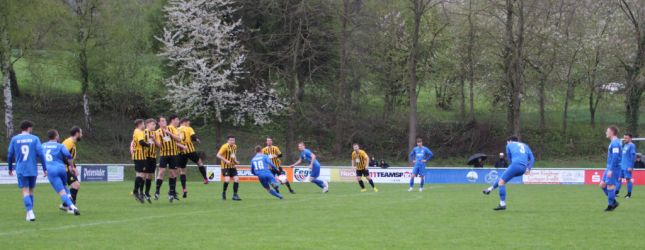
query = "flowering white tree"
xmin=157 ymin=0 xmax=282 ymax=125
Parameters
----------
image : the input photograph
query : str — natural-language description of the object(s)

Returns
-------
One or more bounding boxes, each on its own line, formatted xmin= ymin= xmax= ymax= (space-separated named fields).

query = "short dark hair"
xmin=47 ymin=129 xmax=59 ymax=140
xmin=70 ymin=126 xmax=81 ymax=136
xmin=255 ymin=145 xmax=262 ymax=152
xmin=507 ymin=135 xmax=519 ymax=142
xmin=159 ymin=115 xmax=166 ymax=120
xmin=608 ymin=126 xmax=619 ymax=136
xmin=180 ymin=118 xmax=189 ymax=124
xmin=134 ymin=119 xmax=145 ymax=127
xmin=415 ymin=137 xmax=423 ymax=143
xmin=20 ymin=120 xmax=34 ymax=131
xmin=624 ymin=133 xmax=633 ymax=138
xmin=227 ymin=135 xmax=235 ymax=140
xmin=168 ymin=114 xmax=178 ymax=122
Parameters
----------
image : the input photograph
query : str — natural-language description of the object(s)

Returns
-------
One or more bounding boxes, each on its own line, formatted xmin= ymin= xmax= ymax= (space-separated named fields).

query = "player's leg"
xmin=364 ymin=170 xmax=377 ymax=192
xmin=492 ymin=166 xmax=525 ymax=210
xmin=409 ymin=166 xmax=420 ymax=191
xmin=419 ymin=175 xmax=425 ymax=192
xmin=616 ymin=171 xmax=623 ymax=196
xmin=356 ymin=170 xmax=365 ymax=191
xmin=309 ymin=166 xmax=327 ymax=192
xmin=625 ymin=169 xmax=633 ymax=198
xmin=232 ymin=169 xmax=241 ymax=200
xmin=66 ymin=168 xmax=80 ymax=205
xmin=168 ymin=158 xmax=178 ymax=202
xmin=49 ymin=171 xmax=79 ymax=215
xmin=260 ymin=175 xmax=283 ymax=199
xmin=178 ymin=154 xmax=188 ymax=198
xmin=18 ymin=175 xmax=35 ymax=221
xmin=192 ymin=153 xmax=208 ymax=184
xmin=133 ymin=160 xmax=146 ymax=203
xmin=155 ymin=157 xmax=167 ymax=199
xmin=604 ymin=170 xmax=619 ymax=211
xmin=280 ymin=167 xmax=294 ymax=193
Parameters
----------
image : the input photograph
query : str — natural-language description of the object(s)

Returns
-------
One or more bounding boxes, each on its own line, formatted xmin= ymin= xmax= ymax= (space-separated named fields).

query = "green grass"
xmin=0 ymin=182 xmax=643 ymax=249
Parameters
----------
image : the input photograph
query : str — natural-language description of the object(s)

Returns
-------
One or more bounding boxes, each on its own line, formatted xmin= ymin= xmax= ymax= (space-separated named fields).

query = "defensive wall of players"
xmin=1 ymin=165 xmax=643 ymax=186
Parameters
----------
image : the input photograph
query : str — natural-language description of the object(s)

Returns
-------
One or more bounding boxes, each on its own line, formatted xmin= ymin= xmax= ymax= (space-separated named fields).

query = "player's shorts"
xmin=17 ymin=174 xmax=37 ymax=189
xmin=622 ymin=169 xmax=632 ymax=179
xmin=309 ymin=164 xmax=321 ymax=178
xmin=356 ymin=169 xmax=370 ymax=177
xmin=221 ymin=168 xmax=238 ymax=177
xmin=66 ymin=168 xmax=78 ymax=184
xmin=47 ymin=168 xmax=68 ymax=193
xmin=258 ymin=174 xmax=279 ymax=189
xmin=500 ymin=164 xmax=527 ymax=183
xmin=602 ymin=169 xmax=620 ymax=185
xmin=412 ymin=165 xmax=426 ymax=176
xmin=144 ymin=158 xmax=157 ymax=174
xmin=134 ymin=160 xmax=147 ymax=172
xmin=159 ymin=155 xmax=178 ymax=169
xmin=271 ymin=167 xmax=286 ymax=176
xmin=178 ymin=152 xmax=200 ymax=168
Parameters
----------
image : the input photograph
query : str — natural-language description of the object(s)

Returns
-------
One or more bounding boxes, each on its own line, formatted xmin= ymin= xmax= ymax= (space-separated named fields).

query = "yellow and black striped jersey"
xmin=131 ymin=129 xmax=146 ymax=160
xmin=156 ymin=126 xmax=179 ymax=157
xmin=352 ymin=149 xmax=369 ymax=170
xmin=62 ymin=137 xmax=77 ymax=170
xmin=217 ymin=143 xmax=238 ymax=169
xmin=178 ymin=126 xmax=196 ymax=154
xmin=144 ymin=129 xmax=157 ymax=158
xmin=262 ymin=145 xmax=282 ymax=168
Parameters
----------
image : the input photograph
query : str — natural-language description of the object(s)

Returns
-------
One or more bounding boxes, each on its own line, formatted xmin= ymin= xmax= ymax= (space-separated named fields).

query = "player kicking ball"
xmin=288 ymin=142 xmax=328 ymax=193
xmin=482 ymin=136 xmax=534 ymax=211
xmin=251 ymin=146 xmax=283 ymax=200
xmin=42 ymin=129 xmax=80 ymax=215
xmin=351 ymin=144 xmax=377 ymax=192
xmin=600 ymin=126 xmax=622 ymax=211
xmin=408 ymin=137 xmax=433 ymax=192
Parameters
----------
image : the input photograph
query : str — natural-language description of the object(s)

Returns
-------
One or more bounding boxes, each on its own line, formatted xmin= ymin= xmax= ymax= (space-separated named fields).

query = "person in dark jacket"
xmin=494 ymin=153 xmax=508 ymax=168
xmin=369 ymin=157 xmax=378 ymax=167
xmin=635 ymin=154 xmax=644 ymax=169
xmin=379 ymin=160 xmax=390 ymax=169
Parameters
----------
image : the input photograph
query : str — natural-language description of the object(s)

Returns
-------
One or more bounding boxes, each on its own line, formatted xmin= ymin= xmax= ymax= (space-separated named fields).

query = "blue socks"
xmin=608 ymin=189 xmax=616 ymax=206
xmin=499 ymin=185 xmax=506 ymax=202
xmin=23 ymin=196 xmax=33 ymax=212
xmin=311 ymin=179 xmax=325 ymax=189
xmin=628 ymin=181 xmax=633 ymax=193
xmin=269 ymin=189 xmax=283 ymax=199
xmin=492 ymin=181 xmax=499 ymax=190
xmin=602 ymin=187 xmax=608 ymax=196
xmin=420 ymin=178 xmax=425 ymax=188
xmin=60 ymin=194 xmax=73 ymax=207
xmin=616 ymin=181 xmax=622 ymax=193
xmin=409 ymin=178 xmax=414 ymax=188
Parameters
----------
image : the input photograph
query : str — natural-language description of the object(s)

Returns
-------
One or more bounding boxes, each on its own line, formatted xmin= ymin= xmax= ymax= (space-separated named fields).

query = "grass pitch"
xmin=0 ymin=182 xmax=643 ymax=249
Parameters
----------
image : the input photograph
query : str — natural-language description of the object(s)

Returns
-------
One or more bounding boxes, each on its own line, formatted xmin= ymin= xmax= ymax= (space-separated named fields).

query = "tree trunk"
xmin=459 ymin=75 xmax=466 ymax=121
xmin=8 ymin=63 xmax=19 ymax=97
xmin=538 ymin=76 xmax=546 ymax=133
xmin=562 ymin=50 xmax=578 ymax=136
xmin=624 ymin=70 xmax=643 ymax=135
xmin=80 ymin=47 xmax=92 ymax=133
xmin=0 ymin=27 xmax=13 ymax=138
xmin=467 ymin=0 xmax=475 ymax=121
xmin=503 ymin=0 xmax=523 ymax=137
xmin=408 ymin=0 xmax=427 ymax=152
xmin=333 ymin=0 xmax=350 ymax=155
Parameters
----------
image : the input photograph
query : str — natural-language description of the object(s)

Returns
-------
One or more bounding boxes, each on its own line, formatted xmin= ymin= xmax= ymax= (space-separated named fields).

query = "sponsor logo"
xmin=294 ymin=168 xmax=310 ymax=182
xmin=592 ymin=172 xmax=601 ymax=183
xmin=81 ymin=166 xmax=108 ymax=182
xmin=485 ymin=170 xmax=499 ymax=184
xmin=466 ymin=171 xmax=478 ymax=182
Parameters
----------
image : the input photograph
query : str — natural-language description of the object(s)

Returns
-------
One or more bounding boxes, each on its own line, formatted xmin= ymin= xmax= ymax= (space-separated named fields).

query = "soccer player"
xmin=251 ymin=146 xmax=283 ymax=200
xmin=178 ymin=118 xmax=209 ymax=198
xmin=617 ymin=133 xmax=636 ymax=198
xmin=351 ymin=143 xmax=377 ymax=192
xmin=408 ymin=137 xmax=433 ymax=192
xmin=7 ymin=120 xmax=47 ymax=221
xmin=262 ymin=137 xmax=295 ymax=194
xmin=482 ymin=136 xmax=534 ymax=211
xmin=288 ymin=142 xmax=329 ymax=193
xmin=217 ymin=135 xmax=241 ymax=201
xmin=143 ymin=118 xmax=161 ymax=203
xmin=154 ymin=115 xmax=186 ymax=202
xmin=131 ymin=119 xmax=149 ymax=203
xmin=600 ymin=126 xmax=622 ymax=211
xmin=62 ymin=126 xmax=82 ymax=206
xmin=42 ymin=129 xmax=80 ymax=215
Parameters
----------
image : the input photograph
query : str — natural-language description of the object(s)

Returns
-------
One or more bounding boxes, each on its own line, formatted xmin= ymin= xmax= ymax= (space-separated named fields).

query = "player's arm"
xmin=424 ymin=148 xmax=433 ymax=162
xmin=526 ymin=146 xmax=535 ymax=174
xmin=506 ymin=145 xmax=512 ymax=165
xmin=168 ymin=129 xmax=183 ymax=142
xmin=7 ymin=140 xmax=14 ymax=175
xmin=191 ymin=135 xmax=200 ymax=144
xmin=289 ymin=158 xmax=302 ymax=168
xmin=276 ymin=147 xmax=283 ymax=158
xmin=308 ymin=152 xmax=316 ymax=168
xmin=36 ymin=140 xmax=47 ymax=175
xmin=216 ymin=147 xmax=231 ymax=165
xmin=176 ymin=142 xmax=187 ymax=150
xmin=351 ymin=153 xmax=356 ymax=170
xmin=409 ymin=150 xmax=415 ymax=164
xmin=629 ymin=146 xmax=636 ymax=171
xmin=61 ymin=146 xmax=74 ymax=167
xmin=267 ymin=157 xmax=278 ymax=172
xmin=363 ymin=153 xmax=370 ymax=169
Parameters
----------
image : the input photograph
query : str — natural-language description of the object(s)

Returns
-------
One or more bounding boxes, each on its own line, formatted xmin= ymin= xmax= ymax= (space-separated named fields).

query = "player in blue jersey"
xmin=42 ymin=129 xmax=80 ymax=215
xmin=250 ymin=146 xmax=283 ymax=199
xmin=288 ymin=142 xmax=329 ymax=193
xmin=408 ymin=137 xmax=433 ymax=192
xmin=616 ymin=133 xmax=636 ymax=198
xmin=601 ymin=126 xmax=622 ymax=211
xmin=482 ymin=136 xmax=534 ymax=211
xmin=6 ymin=120 xmax=47 ymax=221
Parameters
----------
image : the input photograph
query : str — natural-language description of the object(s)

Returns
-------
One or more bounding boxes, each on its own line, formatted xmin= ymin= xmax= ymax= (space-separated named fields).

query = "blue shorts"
xmin=621 ymin=169 xmax=632 ymax=179
xmin=309 ymin=165 xmax=321 ymax=178
xmin=602 ymin=169 xmax=620 ymax=185
xmin=258 ymin=174 xmax=278 ymax=189
xmin=500 ymin=164 xmax=527 ymax=183
xmin=17 ymin=175 xmax=37 ymax=189
xmin=412 ymin=165 xmax=426 ymax=176
xmin=47 ymin=168 xmax=68 ymax=193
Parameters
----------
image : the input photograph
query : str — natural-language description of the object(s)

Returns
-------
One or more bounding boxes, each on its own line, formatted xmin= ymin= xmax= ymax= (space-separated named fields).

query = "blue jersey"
xmin=42 ymin=141 xmax=72 ymax=172
xmin=409 ymin=146 xmax=433 ymax=166
xmin=606 ymin=138 xmax=622 ymax=170
xmin=620 ymin=142 xmax=636 ymax=170
xmin=506 ymin=142 xmax=535 ymax=168
xmin=300 ymin=149 xmax=320 ymax=167
xmin=7 ymin=133 xmax=47 ymax=176
xmin=251 ymin=153 xmax=277 ymax=176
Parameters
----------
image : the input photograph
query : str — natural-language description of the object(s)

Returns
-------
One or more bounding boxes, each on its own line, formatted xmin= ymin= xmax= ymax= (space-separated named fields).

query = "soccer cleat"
xmin=134 ymin=193 xmax=142 ymax=203
xmin=493 ymin=205 xmax=506 ymax=211
xmin=203 ymin=179 xmax=209 ymax=185
xmin=482 ymin=189 xmax=491 ymax=195
xmin=67 ymin=207 xmax=80 ymax=216
xmin=232 ymin=194 xmax=242 ymax=201
xmin=419 ymin=188 xmax=423 ymax=192
xmin=374 ymin=188 xmax=379 ymax=193
xmin=625 ymin=193 xmax=632 ymax=199
xmin=183 ymin=191 xmax=188 ymax=198
xmin=145 ymin=195 xmax=152 ymax=203
xmin=408 ymin=187 xmax=413 ymax=192
xmin=168 ymin=195 xmax=174 ymax=203
xmin=26 ymin=210 xmax=36 ymax=221
xmin=289 ymin=190 xmax=296 ymax=194
xmin=221 ymin=192 xmax=227 ymax=200
xmin=361 ymin=189 xmax=367 ymax=193
xmin=604 ymin=205 xmax=615 ymax=212
xmin=154 ymin=192 xmax=159 ymax=200
xmin=322 ymin=183 xmax=329 ymax=193
xmin=59 ymin=204 xmax=69 ymax=212
xmin=612 ymin=201 xmax=620 ymax=210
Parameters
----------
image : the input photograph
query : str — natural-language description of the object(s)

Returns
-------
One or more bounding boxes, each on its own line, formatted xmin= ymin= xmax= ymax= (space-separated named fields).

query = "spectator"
xmin=635 ymin=153 xmax=644 ymax=169
xmin=379 ymin=160 xmax=390 ymax=169
xmin=494 ymin=153 xmax=508 ymax=168
xmin=369 ymin=157 xmax=378 ymax=167
xmin=473 ymin=158 xmax=484 ymax=168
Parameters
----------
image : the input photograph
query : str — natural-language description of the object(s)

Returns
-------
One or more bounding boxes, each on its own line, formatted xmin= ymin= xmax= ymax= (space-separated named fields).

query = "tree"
xmin=617 ymin=0 xmax=645 ymax=135
xmin=158 ymin=0 xmax=283 ymax=129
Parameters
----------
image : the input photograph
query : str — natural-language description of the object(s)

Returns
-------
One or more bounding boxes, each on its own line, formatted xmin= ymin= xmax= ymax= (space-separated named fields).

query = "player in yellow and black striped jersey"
xmin=141 ymin=118 xmax=161 ymax=202
xmin=177 ymin=118 xmax=208 ymax=198
xmin=153 ymin=115 xmax=186 ymax=202
xmin=217 ymin=136 xmax=241 ymax=201
xmin=60 ymin=126 xmax=83 ymax=208
xmin=352 ymin=143 xmax=377 ymax=192
xmin=262 ymin=137 xmax=295 ymax=194
xmin=131 ymin=119 xmax=151 ymax=203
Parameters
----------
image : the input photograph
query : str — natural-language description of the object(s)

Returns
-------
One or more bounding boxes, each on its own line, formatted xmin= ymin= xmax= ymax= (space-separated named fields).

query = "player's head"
xmin=158 ymin=116 xmax=167 ymax=127
xmin=134 ymin=119 xmax=145 ymax=129
xmin=415 ymin=137 xmax=423 ymax=147
xmin=352 ymin=143 xmax=360 ymax=151
xmin=47 ymin=129 xmax=59 ymax=141
xmin=168 ymin=114 xmax=179 ymax=126
xmin=20 ymin=120 xmax=34 ymax=133
xmin=624 ymin=132 xmax=633 ymax=143
xmin=506 ymin=135 xmax=519 ymax=143
xmin=297 ymin=142 xmax=306 ymax=151
xmin=180 ymin=118 xmax=190 ymax=127
xmin=606 ymin=126 xmax=619 ymax=139
xmin=227 ymin=135 xmax=235 ymax=145
xmin=145 ymin=118 xmax=157 ymax=130
xmin=266 ymin=137 xmax=273 ymax=146
xmin=70 ymin=126 xmax=83 ymax=141
xmin=255 ymin=145 xmax=262 ymax=153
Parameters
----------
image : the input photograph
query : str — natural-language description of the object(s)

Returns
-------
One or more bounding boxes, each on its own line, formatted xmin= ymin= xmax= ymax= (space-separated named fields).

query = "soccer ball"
xmin=466 ymin=171 xmax=478 ymax=182
xmin=278 ymin=175 xmax=288 ymax=183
